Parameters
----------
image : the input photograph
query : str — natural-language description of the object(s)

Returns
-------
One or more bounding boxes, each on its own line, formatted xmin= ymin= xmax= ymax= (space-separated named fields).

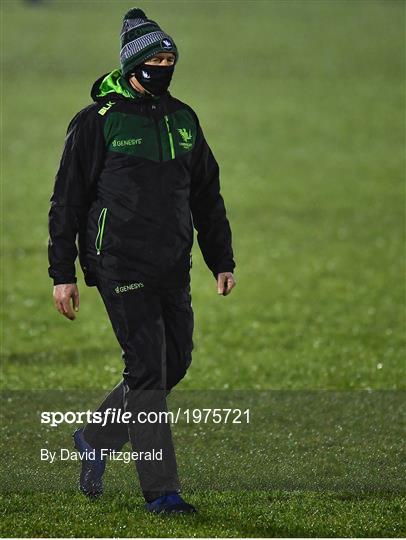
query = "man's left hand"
xmin=217 ymin=272 xmax=236 ymax=296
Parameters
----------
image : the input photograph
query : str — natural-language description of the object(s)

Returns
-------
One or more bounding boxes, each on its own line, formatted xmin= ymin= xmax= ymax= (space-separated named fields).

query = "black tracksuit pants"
xmin=82 ymin=273 xmax=194 ymax=502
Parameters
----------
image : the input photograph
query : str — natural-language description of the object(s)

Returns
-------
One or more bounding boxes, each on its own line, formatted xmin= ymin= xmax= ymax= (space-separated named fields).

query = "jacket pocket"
xmin=95 ymin=207 xmax=108 ymax=255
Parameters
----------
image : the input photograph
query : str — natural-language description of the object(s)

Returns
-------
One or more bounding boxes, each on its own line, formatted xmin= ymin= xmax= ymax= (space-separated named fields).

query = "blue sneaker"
xmin=73 ymin=428 xmax=106 ymax=498
xmin=145 ymin=493 xmax=196 ymax=514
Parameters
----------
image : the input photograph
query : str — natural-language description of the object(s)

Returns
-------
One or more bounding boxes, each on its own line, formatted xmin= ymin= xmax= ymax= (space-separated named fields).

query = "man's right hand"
xmin=53 ymin=284 xmax=80 ymax=321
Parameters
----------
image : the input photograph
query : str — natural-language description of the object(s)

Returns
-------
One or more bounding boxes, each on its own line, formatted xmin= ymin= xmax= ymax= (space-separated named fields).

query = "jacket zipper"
xmin=95 ymin=207 xmax=108 ymax=255
xmin=151 ymin=105 xmax=163 ymax=161
xmin=164 ymin=115 xmax=175 ymax=159
xmin=153 ymin=117 xmax=163 ymax=161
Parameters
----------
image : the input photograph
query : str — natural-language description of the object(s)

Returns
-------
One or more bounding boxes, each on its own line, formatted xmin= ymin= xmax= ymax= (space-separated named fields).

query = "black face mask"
xmin=131 ymin=63 xmax=175 ymax=96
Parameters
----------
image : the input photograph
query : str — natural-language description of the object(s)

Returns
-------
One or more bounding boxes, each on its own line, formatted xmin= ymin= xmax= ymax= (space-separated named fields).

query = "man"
xmin=48 ymin=7 xmax=236 ymax=514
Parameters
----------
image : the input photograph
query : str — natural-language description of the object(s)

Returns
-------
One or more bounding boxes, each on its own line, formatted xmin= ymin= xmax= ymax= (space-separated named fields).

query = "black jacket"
xmin=48 ymin=69 xmax=235 ymax=287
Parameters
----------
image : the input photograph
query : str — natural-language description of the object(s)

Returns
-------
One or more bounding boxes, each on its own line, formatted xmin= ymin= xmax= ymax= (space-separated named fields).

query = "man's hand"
xmin=217 ymin=272 xmax=236 ymax=296
xmin=53 ymin=284 xmax=79 ymax=320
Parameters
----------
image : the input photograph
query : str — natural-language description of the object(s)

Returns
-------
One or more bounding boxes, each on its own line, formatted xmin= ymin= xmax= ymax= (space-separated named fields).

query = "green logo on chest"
xmin=178 ymin=128 xmax=193 ymax=150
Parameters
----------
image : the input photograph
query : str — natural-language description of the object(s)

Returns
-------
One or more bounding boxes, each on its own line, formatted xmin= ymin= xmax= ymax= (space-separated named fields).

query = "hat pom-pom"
xmin=124 ymin=8 xmax=147 ymax=19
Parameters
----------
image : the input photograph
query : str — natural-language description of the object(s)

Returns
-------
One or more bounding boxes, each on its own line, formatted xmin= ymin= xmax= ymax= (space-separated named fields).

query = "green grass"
xmin=1 ymin=0 xmax=405 ymax=537
xmin=1 ymin=491 xmax=404 ymax=538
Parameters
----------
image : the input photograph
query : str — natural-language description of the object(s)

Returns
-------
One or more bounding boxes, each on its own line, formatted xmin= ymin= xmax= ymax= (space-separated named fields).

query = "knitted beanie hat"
xmin=120 ymin=7 xmax=178 ymax=76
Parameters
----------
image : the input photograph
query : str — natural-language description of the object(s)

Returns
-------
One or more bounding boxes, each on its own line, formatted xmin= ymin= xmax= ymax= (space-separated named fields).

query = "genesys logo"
xmin=112 ymin=138 xmax=142 ymax=147
xmin=115 ymin=283 xmax=144 ymax=294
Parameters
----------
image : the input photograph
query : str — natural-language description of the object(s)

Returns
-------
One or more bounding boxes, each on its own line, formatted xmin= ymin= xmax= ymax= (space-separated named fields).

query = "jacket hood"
xmin=91 ymin=69 xmax=164 ymax=103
